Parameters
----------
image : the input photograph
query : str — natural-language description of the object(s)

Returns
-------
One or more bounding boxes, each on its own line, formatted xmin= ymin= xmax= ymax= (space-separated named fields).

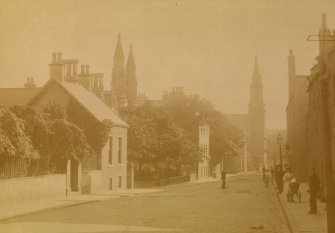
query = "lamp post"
xmin=277 ymin=134 xmax=283 ymax=170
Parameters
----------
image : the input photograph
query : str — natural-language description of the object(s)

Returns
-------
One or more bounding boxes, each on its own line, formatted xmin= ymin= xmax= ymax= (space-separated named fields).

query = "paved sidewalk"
xmin=0 ymin=188 xmax=162 ymax=221
xmin=276 ymin=182 xmax=327 ymax=233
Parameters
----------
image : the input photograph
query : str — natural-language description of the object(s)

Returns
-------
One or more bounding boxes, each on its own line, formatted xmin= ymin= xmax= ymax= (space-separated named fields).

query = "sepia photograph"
xmin=0 ymin=0 xmax=334 ymax=232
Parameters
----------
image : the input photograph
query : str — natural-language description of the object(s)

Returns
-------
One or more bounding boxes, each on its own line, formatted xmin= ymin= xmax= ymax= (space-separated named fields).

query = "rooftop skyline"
xmin=1 ymin=0 xmax=334 ymax=129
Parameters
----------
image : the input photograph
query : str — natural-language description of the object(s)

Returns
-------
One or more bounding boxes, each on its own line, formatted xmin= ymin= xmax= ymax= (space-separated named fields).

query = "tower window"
xmin=109 ymin=178 xmax=113 ymax=190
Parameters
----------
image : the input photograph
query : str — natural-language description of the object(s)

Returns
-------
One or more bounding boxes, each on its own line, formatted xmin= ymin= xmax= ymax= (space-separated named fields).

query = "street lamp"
xmin=277 ymin=134 xmax=283 ymax=170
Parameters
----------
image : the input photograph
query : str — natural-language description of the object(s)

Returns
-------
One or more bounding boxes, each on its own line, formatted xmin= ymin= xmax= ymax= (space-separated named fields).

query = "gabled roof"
xmin=28 ymin=79 xmax=128 ymax=128
xmin=0 ymin=88 xmax=41 ymax=107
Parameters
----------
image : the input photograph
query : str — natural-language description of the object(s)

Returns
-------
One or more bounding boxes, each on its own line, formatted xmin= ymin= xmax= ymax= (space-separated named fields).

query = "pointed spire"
xmin=252 ymin=55 xmax=260 ymax=77
xmin=251 ymin=55 xmax=262 ymax=87
xmin=114 ymin=33 xmax=124 ymax=60
xmin=126 ymin=45 xmax=136 ymax=70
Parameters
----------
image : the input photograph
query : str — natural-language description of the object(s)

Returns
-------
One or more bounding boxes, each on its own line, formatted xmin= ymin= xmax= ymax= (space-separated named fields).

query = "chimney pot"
xmin=289 ymin=49 xmax=294 ymax=56
xmin=73 ymin=62 xmax=78 ymax=75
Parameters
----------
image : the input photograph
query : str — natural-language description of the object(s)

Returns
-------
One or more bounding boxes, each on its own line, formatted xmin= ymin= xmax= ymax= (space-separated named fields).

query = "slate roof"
xmin=0 ymin=88 xmax=41 ymax=107
xmin=29 ymin=79 xmax=128 ymax=128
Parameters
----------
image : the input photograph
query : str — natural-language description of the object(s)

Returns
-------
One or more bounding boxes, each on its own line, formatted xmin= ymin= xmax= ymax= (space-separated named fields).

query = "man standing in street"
xmin=308 ymin=166 xmax=320 ymax=214
xmin=221 ymin=169 xmax=226 ymax=189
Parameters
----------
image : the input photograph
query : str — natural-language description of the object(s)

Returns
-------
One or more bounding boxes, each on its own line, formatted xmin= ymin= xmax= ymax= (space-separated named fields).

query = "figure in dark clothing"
xmin=308 ymin=167 xmax=320 ymax=214
xmin=221 ymin=170 xmax=226 ymax=189
xmin=275 ymin=166 xmax=284 ymax=193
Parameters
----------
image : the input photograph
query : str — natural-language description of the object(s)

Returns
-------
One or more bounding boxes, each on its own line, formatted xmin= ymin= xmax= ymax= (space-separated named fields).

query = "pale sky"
xmin=0 ymin=0 xmax=334 ymax=129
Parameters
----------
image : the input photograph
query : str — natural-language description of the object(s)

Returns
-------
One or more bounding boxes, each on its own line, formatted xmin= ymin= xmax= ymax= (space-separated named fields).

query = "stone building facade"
xmin=286 ymin=49 xmax=309 ymax=181
xmin=306 ymin=14 xmax=335 ymax=191
xmin=28 ymin=53 xmax=129 ymax=194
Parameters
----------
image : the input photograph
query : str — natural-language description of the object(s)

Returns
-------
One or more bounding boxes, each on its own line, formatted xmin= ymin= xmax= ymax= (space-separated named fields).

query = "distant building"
xmin=226 ymin=57 xmax=265 ymax=172
xmin=198 ymin=124 xmax=210 ymax=179
xmin=286 ymin=49 xmax=309 ymax=181
xmin=0 ymin=77 xmax=40 ymax=107
xmin=29 ymin=53 xmax=129 ymax=194
xmin=224 ymin=114 xmax=249 ymax=173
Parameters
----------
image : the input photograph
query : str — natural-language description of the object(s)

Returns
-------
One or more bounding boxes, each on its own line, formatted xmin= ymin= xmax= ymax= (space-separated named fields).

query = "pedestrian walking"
xmin=283 ymin=168 xmax=294 ymax=202
xmin=221 ymin=170 xmax=226 ymax=189
xmin=263 ymin=170 xmax=270 ymax=188
xmin=308 ymin=166 xmax=320 ymax=214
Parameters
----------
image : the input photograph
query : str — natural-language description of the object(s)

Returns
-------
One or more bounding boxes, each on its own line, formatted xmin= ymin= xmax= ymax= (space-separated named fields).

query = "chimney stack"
xmin=52 ymin=53 xmax=57 ymax=63
xmin=57 ymin=52 xmax=62 ymax=63
xmin=81 ymin=65 xmax=85 ymax=74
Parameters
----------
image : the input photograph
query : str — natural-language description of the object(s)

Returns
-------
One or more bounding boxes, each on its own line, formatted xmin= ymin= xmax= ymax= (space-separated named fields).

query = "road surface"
xmin=0 ymin=173 xmax=290 ymax=233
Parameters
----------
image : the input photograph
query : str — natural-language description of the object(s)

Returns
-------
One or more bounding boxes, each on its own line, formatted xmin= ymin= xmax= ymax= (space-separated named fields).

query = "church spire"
xmin=126 ymin=45 xmax=136 ymax=71
xmin=126 ymin=45 xmax=137 ymax=106
xmin=249 ymin=55 xmax=264 ymax=113
xmin=113 ymin=33 xmax=124 ymax=61
xmin=112 ymin=33 xmax=127 ymax=109
xmin=253 ymin=55 xmax=260 ymax=76
xmin=251 ymin=55 xmax=262 ymax=86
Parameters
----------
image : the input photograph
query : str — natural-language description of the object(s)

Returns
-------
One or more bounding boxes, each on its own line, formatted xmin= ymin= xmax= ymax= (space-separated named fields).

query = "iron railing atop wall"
xmin=0 ymin=157 xmax=65 ymax=180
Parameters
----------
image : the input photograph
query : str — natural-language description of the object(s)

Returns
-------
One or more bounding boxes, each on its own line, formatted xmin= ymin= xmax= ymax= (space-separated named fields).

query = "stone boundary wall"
xmin=134 ymin=175 xmax=188 ymax=188
xmin=0 ymin=174 xmax=66 ymax=204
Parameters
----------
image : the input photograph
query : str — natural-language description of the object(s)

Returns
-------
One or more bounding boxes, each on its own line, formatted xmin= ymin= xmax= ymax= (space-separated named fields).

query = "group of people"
xmin=272 ymin=166 xmax=296 ymax=201
xmin=221 ymin=165 xmax=321 ymax=214
xmin=271 ymin=165 xmax=321 ymax=214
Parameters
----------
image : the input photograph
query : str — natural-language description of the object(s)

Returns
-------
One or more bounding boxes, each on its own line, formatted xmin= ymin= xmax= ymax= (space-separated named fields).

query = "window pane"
xmin=109 ymin=137 xmax=113 ymax=165
xmin=118 ymin=137 xmax=122 ymax=164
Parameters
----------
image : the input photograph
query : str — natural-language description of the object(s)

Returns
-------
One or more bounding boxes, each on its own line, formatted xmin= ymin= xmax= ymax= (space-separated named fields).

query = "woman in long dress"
xmin=283 ymin=168 xmax=294 ymax=202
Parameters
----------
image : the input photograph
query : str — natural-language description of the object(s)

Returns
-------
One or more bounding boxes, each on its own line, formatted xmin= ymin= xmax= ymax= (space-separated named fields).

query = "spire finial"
xmin=253 ymin=54 xmax=260 ymax=76
xmin=118 ymin=33 xmax=121 ymax=41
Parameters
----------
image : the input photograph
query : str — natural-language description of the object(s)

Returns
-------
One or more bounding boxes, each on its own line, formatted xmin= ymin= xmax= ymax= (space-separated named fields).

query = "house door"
xmin=71 ymin=159 xmax=79 ymax=192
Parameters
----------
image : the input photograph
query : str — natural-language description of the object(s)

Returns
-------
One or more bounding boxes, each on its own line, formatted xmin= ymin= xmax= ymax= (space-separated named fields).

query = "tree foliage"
xmin=0 ymin=105 xmax=95 ymax=174
xmin=0 ymin=106 xmax=36 ymax=159
xmin=121 ymin=94 xmax=243 ymax=172
xmin=67 ymin=99 xmax=111 ymax=155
